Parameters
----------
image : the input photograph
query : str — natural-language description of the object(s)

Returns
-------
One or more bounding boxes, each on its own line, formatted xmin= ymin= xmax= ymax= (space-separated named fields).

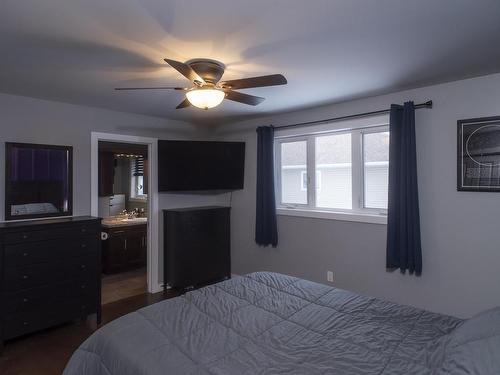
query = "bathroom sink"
xmin=120 ymin=217 xmax=148 ymax=223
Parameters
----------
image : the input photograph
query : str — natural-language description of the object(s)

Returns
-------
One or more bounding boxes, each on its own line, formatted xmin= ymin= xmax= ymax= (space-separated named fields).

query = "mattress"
xmin=64 ymin=272 xmax=462 ymax=375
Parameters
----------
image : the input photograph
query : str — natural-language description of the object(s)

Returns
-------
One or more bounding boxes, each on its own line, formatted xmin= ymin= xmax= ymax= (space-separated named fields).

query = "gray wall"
xmin=0 ymin=92 xmax=220 ymax=287
xmin=3 ymin=71 xmax=500 ymax=318
xmin=216 ymin=73 xmax=500 ymax=318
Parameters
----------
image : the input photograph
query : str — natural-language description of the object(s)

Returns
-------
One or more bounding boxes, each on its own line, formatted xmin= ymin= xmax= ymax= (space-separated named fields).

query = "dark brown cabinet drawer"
xmin=67 ymin=256 xmax=100 ymax=279
xmin=68 ymin=224 xmax=100 ymax=237
xmin=3 ymin=223 xmax=100 ymax=244
xmin=3 ymin=255 xmax=99 ymax=292
xmin=3 ymin=297 xmax=97 ymax=340
xmin=4 ymin=230 xmax=51 ymax=244
xmin=4 ymin=237 xmax=99 ymax=268
xmin=4 ymin=263 xmax=58 ymax=291
xmin=4 ymin=279 xmax=99 ymax=314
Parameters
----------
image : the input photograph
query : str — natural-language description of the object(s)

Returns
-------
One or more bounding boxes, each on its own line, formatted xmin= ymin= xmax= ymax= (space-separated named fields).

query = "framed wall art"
xmin=457 ymin=116 xmax=500 ymax=191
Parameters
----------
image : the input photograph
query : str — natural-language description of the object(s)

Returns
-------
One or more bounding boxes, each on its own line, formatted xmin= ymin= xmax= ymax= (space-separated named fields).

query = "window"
xmin=316 ymin=133 xmax=352 ymax=209
xmin=280 ymin=140 xmax=307 ymax=205
xmin=275 ymin=120 xmax=389 ymax=223
xmin=363 ymin=131 xmax=389 ymax=209
xmin=131 ymin=175 xmax=146 ymax=198
xmin=130 ymin=157 xmax=147 ymax=200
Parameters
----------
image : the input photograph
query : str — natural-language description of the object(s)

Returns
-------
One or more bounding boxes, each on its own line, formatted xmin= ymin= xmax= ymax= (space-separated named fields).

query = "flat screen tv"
xmin=158 ymin=140 xmax=245 ymax=192
xmin=5 ymin=142 xmax=73 ymax=220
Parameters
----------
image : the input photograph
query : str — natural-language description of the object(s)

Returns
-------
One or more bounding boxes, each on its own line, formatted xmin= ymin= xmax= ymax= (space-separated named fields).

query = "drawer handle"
xmin=80 ymin=264 xmax=87 ymax=270
xmin=23 ymin=298 xmax=29 ymax=303
xmin=23 ymin=321 xmax=29 ymax=326
xmin=81 ymin=243 xmax=87 ymax=248
xmin=81 ymin=284 xmax=86 ymax=289
xmin=23 ymin=252 xmax=28 ymax=257
xmin=81 ymin=228 xmax=87 ymax=233
xmin=22 ymin=275 xmax=29 ymax=280
xmin=22 ymin=234 xmax=28 ymax=240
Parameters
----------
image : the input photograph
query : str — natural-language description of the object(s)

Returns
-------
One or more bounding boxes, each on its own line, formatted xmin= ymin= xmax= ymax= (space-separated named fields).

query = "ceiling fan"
xmin=115 ymin=58 xmax=287 ymax=110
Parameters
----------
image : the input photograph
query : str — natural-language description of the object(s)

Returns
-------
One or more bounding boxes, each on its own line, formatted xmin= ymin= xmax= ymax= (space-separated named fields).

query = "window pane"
xmin=363 ymin=131 xmax=389 ymax=209
xmin=281 ymin=141 xmax=307 ymax=204
xmin=137 ymin=176 xmax=144 ymax=195
xmin=315 ymin=133 xmax=352 ymax=209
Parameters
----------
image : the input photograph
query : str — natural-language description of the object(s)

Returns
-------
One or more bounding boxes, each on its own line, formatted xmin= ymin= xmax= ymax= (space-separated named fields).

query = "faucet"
xmin=120 ymin=209 xmax=143 ymax=220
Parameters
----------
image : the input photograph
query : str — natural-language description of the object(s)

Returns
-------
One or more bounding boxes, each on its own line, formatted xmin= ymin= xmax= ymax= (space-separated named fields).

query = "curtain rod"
xmin=272 ymin=100 xmax=433 ymax=130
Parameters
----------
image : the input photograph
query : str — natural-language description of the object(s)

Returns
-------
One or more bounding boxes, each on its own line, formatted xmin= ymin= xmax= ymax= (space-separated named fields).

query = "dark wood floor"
xmin=101 ymin=268 xmax=147 ymax=304
xmin=0 ymin=290 xmax=181 ymax=375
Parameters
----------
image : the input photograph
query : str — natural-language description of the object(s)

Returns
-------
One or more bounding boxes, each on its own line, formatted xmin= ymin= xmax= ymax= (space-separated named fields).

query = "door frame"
xmin=91 ymin=132 xmax=161 ymax=293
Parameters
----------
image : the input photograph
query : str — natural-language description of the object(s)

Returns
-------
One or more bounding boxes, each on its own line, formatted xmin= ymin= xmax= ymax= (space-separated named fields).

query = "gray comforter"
xmin=64 ymin=272 xmax=462 ymax=374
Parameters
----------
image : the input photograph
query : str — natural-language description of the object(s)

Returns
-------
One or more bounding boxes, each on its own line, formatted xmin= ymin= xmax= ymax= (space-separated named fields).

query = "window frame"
xmin=274 ymin=121 xmax=389 ymax=224
xmin=301 ymin=170 xmax=322 ymax=192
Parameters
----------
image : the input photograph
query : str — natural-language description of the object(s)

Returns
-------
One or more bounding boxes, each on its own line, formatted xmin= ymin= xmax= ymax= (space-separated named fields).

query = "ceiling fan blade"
xmin=115 ymin=87 xmax=186 ymax=91
xmin=220 ymin=74 xmax=287 ymax=90
xmin=176 ymin=98 xmax=191 ymax=109
xmin=225 ymin=90 xmax=265 ymax=106
xmin=164 ymin=58 xmax=205 ymax=84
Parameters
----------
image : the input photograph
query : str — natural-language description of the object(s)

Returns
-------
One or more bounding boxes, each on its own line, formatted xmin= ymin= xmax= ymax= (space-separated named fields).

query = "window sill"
xmin=276 ymin=207 xmax=387 ymax=225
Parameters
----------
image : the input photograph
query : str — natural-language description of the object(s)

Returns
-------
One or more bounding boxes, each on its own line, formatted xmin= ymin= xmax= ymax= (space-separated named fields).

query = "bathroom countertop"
xmin=101 ymin=217 xmax=148 ymax=228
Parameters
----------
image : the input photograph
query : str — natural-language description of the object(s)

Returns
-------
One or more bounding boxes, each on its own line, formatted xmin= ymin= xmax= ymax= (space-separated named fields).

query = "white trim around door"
xmin=91 ymin=132 xmax=161 ymax=294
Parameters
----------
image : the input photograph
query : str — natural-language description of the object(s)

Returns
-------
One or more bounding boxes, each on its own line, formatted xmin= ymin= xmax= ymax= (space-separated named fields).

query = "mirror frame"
xmin=5 ymin=142 xmax=73 ymax=221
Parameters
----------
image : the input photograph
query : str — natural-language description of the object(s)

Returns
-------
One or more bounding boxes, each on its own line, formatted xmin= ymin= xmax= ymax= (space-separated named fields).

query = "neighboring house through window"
xmin=274 ymin=114 xmax=389 ymax=223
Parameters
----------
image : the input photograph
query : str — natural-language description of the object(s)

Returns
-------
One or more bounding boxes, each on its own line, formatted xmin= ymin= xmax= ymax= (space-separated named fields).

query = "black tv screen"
xmin=158 ymin=140 xmax=245 ymax=192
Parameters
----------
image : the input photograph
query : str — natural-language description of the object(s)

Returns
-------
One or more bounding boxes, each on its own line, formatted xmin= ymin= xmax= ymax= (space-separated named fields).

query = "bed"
xmin=64 ymin=272 xmax=500 ymax=375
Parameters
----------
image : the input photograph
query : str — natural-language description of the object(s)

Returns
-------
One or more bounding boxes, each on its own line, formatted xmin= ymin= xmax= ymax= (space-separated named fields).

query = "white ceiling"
xmin=1 ymin=0 xmax=500 ymax=125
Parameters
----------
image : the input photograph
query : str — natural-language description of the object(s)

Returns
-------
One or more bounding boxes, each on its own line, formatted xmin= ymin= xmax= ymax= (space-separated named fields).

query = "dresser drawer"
xmin=3 ymin=263 xmax=58 ymax=291
xmin=3 ymin=255 xmax=99 ymax=292
xmin=4 ymin=279 xmax=99 ymax=314
xmin=3 ymin=297 xmax=97 ymax=340
xmin=4 ymin=237 xmax=99 ymax=268
xmin=67 ymin=255 xmax=100 ymax=279
xmin=4 ymin=229 xmax=52 ymax=244
xmin=3 ymin=222 xmax=100 ymax=244
xmin=68 ymin=223 xmax=100 ymax=237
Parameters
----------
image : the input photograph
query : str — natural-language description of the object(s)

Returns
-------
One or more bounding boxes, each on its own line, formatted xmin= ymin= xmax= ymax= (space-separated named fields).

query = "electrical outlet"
xmin=327 ymin=270 xmax=334 ymax=283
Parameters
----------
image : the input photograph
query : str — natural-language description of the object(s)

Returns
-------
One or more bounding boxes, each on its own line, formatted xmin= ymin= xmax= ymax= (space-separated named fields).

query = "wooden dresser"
xmin=163 ymin=206 xmax=230 ymax=290
xmin=0 ymin=216 xmax=101 ymax=345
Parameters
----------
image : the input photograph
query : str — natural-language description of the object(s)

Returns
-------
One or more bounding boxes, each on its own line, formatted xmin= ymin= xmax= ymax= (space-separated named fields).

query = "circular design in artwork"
xmin=465 ymin=124 xmax=500 ymax=166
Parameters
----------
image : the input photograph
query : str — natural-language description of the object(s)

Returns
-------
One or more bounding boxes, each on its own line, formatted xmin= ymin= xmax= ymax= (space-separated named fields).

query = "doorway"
xmin=90 ymin=132 xmax=161 ymax=300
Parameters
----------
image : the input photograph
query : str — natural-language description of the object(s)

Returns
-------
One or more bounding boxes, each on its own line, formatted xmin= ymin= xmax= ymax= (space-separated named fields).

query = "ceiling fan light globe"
xmin=186 ymin=88 xmax=225 ymax=109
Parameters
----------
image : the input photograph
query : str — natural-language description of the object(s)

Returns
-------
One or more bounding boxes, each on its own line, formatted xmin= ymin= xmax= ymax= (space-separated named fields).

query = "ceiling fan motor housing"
xmin=186 ymin=59 xmax=225 ymax=84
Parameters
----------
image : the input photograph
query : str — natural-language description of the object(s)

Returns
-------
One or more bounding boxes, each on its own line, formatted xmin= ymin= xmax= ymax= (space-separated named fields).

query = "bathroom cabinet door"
xmin=98 ymin=152 xmax=115 ymax=196
xmin=102 ymin=225 xmax=147 ymax=274
xmin=102 ymin=230 xmax=127 ymax=273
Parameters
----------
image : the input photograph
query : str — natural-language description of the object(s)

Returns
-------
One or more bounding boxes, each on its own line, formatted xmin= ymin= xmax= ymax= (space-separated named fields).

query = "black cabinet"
xmin=0 ymin=216 xmax=102 ymax=344
xmin=163 ymin=206 xmax=230 ymax=289
xmin=102 ymin=224 xmax=147 ymax=274
xmin=98 ymin=151 xmax=115 ymax=196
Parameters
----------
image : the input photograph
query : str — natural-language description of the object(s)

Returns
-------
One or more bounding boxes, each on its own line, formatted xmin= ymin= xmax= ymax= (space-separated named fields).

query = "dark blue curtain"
xmin=255 ymin=126 xmax=278 ymax=247
xmin=386 ymin=102 xmax=422 ymax=275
